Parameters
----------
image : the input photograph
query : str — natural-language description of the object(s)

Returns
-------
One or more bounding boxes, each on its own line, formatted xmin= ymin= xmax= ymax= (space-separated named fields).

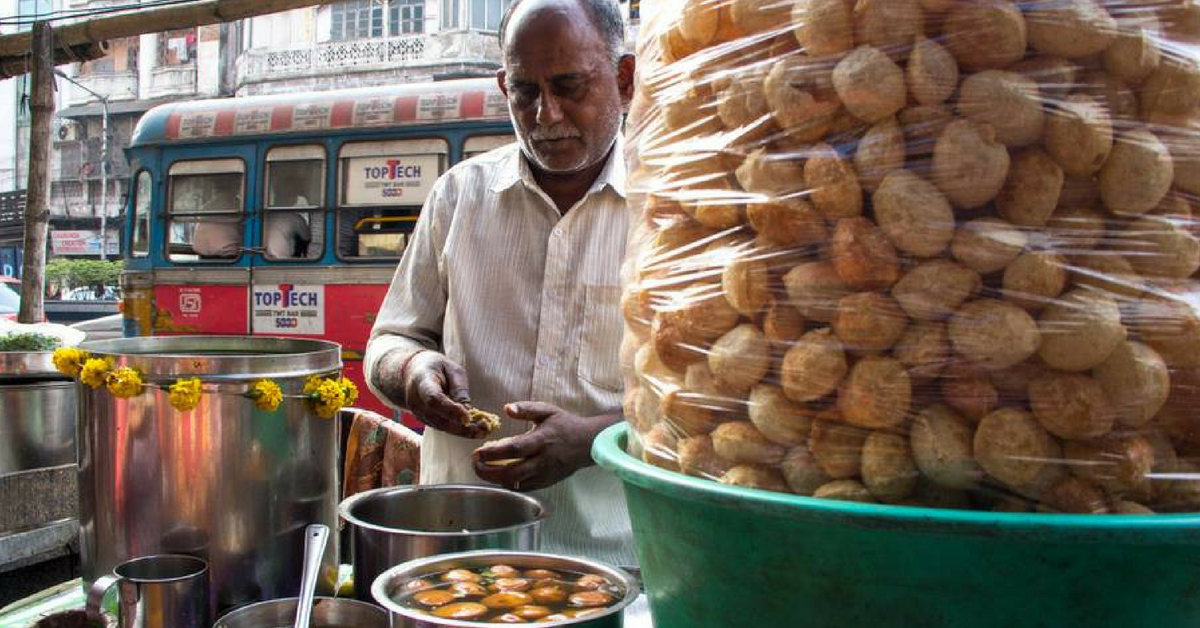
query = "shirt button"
xmin=537 ymin=356 xmax=549 ymax=367
xmin=553 ymin=227 xmax=564 ymax=237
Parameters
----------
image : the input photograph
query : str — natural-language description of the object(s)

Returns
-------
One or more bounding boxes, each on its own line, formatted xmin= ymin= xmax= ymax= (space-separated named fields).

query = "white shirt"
xmin=264 ymin=211 xmax=312 ymax=258
xmin=192 ymin=219 xmax=240 ymax=257
xmin=364 ymin=139 xmax=634 ymax=567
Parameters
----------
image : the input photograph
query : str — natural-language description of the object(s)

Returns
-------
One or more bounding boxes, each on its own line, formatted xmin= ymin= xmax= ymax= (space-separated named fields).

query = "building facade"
xmin=4 ymin=0 xmax=637 ymax=267
xmin=231 ymin=0 xmax=638 ymax=97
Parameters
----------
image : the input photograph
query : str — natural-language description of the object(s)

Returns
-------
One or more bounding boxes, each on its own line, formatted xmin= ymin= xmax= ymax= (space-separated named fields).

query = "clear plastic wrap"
xmin=620 ymin=0 xmax=1200 ymax=513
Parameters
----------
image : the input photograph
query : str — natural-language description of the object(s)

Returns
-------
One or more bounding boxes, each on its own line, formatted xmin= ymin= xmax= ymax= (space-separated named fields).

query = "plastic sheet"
xmin=620 ymin=0 xmax=1200 ymax=513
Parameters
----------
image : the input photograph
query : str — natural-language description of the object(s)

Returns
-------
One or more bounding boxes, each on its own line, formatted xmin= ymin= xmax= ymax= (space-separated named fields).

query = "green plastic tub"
xmin=593 ymin=423 xmax=1200 ymax=628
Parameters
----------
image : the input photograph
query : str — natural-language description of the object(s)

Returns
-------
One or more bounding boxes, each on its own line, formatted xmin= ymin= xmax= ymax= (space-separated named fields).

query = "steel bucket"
xmin=0 ymin=352 xmax=76 ymax=475
xmin=76 ymin=336 xmax=343 ymax=615
xmin=339 ymin=485 xmax=547 ymax=601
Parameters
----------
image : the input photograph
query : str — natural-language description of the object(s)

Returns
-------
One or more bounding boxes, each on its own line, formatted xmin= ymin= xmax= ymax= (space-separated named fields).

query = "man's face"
xmin=498 ymin=6 xmax=629 ymax=175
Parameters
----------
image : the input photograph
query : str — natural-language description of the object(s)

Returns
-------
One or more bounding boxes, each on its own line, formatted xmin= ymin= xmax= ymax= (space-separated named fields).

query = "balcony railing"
xmin=147 ymin=64 xmax=197 ymax=99
xmin=239 ymin=34 xmax=429 ymax=84
xmin=67 ymin=71 xmax=138 ymax=106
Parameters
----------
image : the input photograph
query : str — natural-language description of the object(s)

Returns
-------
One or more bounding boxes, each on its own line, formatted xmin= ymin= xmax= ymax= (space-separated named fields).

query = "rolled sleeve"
xmin=364 ymin=181 xmax=453 ymax=408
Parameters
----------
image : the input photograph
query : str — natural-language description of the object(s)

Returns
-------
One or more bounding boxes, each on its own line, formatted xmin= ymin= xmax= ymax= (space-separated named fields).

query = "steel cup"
xmin=86 ymin=554 xmax=210 ymax=628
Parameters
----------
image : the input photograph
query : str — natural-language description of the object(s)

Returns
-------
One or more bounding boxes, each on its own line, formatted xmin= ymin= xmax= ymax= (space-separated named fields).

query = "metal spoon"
xmin=294 ymin=524 xmax=329 ymax=628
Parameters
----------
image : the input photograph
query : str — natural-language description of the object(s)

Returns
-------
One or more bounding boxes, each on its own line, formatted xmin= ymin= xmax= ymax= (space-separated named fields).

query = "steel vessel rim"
xmin=79 ymin=335 xmax=341 ymax=356
xmin=0 ymin=351 xmax=61 ymax=378
xmin=0 ymin=380 xmax=74 ymax=389
xmin=338 ymin=484 xmax=551 ymax=536
xmin=370 ymin=549 xmax=639 ymax=627
xmin=113 ymin=553 xmax=209 ymax=584
xmin=76 ymin=336 xmax=342 ymax=376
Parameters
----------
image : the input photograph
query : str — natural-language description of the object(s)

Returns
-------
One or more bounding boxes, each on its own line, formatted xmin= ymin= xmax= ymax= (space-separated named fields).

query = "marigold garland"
xmin=305 ymin=375 xmax=347 ymax=419
xmin=107 ymin=367 xmax=144 ymax=398
xmin=51 ymin=347 xmax=353 ymax=418
xmin=167 ymin=378 xmax=203 ymax=412
xmin=80 ymin=358 xmax=114 ymax=389
xmin=341 ymin=377 xmax=359 ymax=406
xmin=248 ymin=379 xmax=283 ymax=412
xmin=52 ymin=347 xmax=89 ymax=378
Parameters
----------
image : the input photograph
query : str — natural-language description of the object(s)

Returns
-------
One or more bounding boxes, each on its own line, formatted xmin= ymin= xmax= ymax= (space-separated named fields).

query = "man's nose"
xmin=536 ymin=92 xmax=564 ymax=126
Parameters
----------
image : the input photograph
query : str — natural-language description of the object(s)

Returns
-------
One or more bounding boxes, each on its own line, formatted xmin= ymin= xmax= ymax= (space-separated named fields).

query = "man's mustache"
xmin=530 ymin=126 xmax=582 ymax=141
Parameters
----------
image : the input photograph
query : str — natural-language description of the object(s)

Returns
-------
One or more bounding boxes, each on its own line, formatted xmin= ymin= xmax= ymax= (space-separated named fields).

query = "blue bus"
xmin=120 ymin=77 xmax=514 ymax=417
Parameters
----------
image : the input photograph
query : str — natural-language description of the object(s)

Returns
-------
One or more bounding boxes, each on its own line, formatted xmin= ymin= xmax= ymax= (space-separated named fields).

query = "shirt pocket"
xmin=578 ymin=284 xmax=623 ymax=392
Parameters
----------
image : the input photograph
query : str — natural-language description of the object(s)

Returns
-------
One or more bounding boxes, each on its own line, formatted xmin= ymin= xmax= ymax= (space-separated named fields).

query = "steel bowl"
xmin=338 ymin=485 xmax=548 ymax=601
xmin=212 ymin=597 xmax=388 ymax=628
xmin=372 ymin=550 xmax=640 ymax=628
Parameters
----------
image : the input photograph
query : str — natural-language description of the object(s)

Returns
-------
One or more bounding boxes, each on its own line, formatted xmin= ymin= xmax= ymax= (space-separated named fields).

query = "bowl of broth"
xmin=371 ymin=550 xmax=639 ymax=627
xmin=212 ymin=597 xmax=387 ymax=628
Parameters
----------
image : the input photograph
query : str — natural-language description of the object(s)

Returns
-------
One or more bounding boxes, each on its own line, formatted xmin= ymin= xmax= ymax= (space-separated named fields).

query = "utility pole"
xmin=18 ymin=21 xmax=53 ymax=324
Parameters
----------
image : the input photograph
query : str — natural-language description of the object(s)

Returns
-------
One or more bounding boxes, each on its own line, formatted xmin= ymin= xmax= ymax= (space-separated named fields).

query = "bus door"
xmin=152 ymin=149 xmax=257 ymax=336
xmin=248 ymin=144 xmax=330 ymax=340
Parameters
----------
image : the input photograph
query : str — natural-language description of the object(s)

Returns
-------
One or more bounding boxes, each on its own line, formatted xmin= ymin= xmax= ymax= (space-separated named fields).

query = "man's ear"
xmin=496 ymin=68 xmax=509 ymax=98
xmin=616 ymin=54 xmax=635 ymax=105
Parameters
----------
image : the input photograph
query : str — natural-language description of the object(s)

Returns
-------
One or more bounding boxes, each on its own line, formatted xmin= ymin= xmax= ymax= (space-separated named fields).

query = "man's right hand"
xmin=397 ymin=351 xmax=479 ymax=438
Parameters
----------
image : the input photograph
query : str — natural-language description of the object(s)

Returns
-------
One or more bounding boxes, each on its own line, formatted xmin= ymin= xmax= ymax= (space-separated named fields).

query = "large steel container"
xmin=77 ymin=336 xmax=342 ymax=615
xmin=0 ymin=352 xmax=76 ymax=475
xmin=593 ymin=423 xmax=1200 ymax=628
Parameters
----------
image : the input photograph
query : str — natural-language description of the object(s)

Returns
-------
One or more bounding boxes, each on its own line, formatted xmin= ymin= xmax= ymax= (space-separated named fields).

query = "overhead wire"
xmin=0 ymin=0 xmax=195 ymax=23
xmin=0 ymin=0 xmax=211 ymax=26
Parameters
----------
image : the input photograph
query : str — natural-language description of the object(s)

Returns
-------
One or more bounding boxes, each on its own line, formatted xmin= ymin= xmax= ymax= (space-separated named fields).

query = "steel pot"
xmin=338 ymin=485 xmax=547 ymax=601
xmin=372 ymin=550 xmax=639 ymax=628
xmin=0 ymin=352 xmax=76 ymax=475
xmin=212 ymin=597 xmax=388 ymax=628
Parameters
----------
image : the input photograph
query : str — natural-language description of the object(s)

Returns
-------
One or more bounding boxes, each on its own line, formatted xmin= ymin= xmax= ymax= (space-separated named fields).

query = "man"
xmin=265 ymin=171 xmax=314 ymax=258
xmin=365 ymin=0 xmax=636 ymax=565
xmin=264 ymin=211 xmax=312 ymax=258
xmin=192 ymin=187 xmax=241 ymax=258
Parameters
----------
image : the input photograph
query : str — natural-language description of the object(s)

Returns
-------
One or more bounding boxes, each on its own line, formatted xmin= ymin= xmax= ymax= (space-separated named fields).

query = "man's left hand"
xmin=472 ymin=402 xmax=620 ymax=492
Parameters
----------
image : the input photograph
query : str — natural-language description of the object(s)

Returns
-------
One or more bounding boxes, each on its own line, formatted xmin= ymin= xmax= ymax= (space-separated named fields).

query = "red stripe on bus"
xmin=214 ymin=111 xmax=235 ymax=136
xmin=395 ymin=96 xmax=418 ymax=122
xmin=461 ymin=92 xmax=484 ymax=118
xmin=331 ymin=101 xmax=354 ymax=127
xmin=271 ymin=106 xmax=294 ymax=131
xmin=166 ymin=113 xmax=181 ymax=139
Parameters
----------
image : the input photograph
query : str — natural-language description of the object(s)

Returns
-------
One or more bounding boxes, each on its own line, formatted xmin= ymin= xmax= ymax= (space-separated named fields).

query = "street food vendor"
xmin=364 ymin=0 xmax=636 ymax=565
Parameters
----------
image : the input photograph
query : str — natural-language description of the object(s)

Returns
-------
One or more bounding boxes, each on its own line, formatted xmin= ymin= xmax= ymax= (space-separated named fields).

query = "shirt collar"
xmin=490 ymin=134 xmax=626 ymax=199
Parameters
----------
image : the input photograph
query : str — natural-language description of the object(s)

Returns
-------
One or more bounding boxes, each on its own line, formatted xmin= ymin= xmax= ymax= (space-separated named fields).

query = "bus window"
xmin=132 ymin=170 xmax=152 ymax=257
xmin=167 ymin=159 xmax=245 ymax=262
xmin=463 ymin=134 xmax=514 ymax=159
xmin=337 ymin=139 xmax=448 ymax=259
xmin=264 ymin=145 xmax=325 ymax=260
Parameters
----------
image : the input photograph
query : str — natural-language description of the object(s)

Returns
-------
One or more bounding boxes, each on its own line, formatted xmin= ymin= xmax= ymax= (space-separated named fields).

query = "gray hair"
xmin=498 ymin=0 xmax=626 ymax=64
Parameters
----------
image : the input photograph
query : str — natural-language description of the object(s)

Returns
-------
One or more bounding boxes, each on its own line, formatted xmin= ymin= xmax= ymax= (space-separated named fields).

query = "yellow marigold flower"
xmin=168 ymin=378 xmax=203 ymax=413
xmin=248 ymin=379 xmax=283 ymax=412
xmin=341 ymin=378 xmax=359 ymax=406
xmin=303 ymin=375 xmax=322 ymax=396
xmin=309 ymin=377 xmax=346 ymax=419
xmin=107 ymin=367 xmax=144 ymax=398
xmin=80 ymin=358 xmax=113 ymax=389
xmin=52 ymin=347 xmax=89 ymax=378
